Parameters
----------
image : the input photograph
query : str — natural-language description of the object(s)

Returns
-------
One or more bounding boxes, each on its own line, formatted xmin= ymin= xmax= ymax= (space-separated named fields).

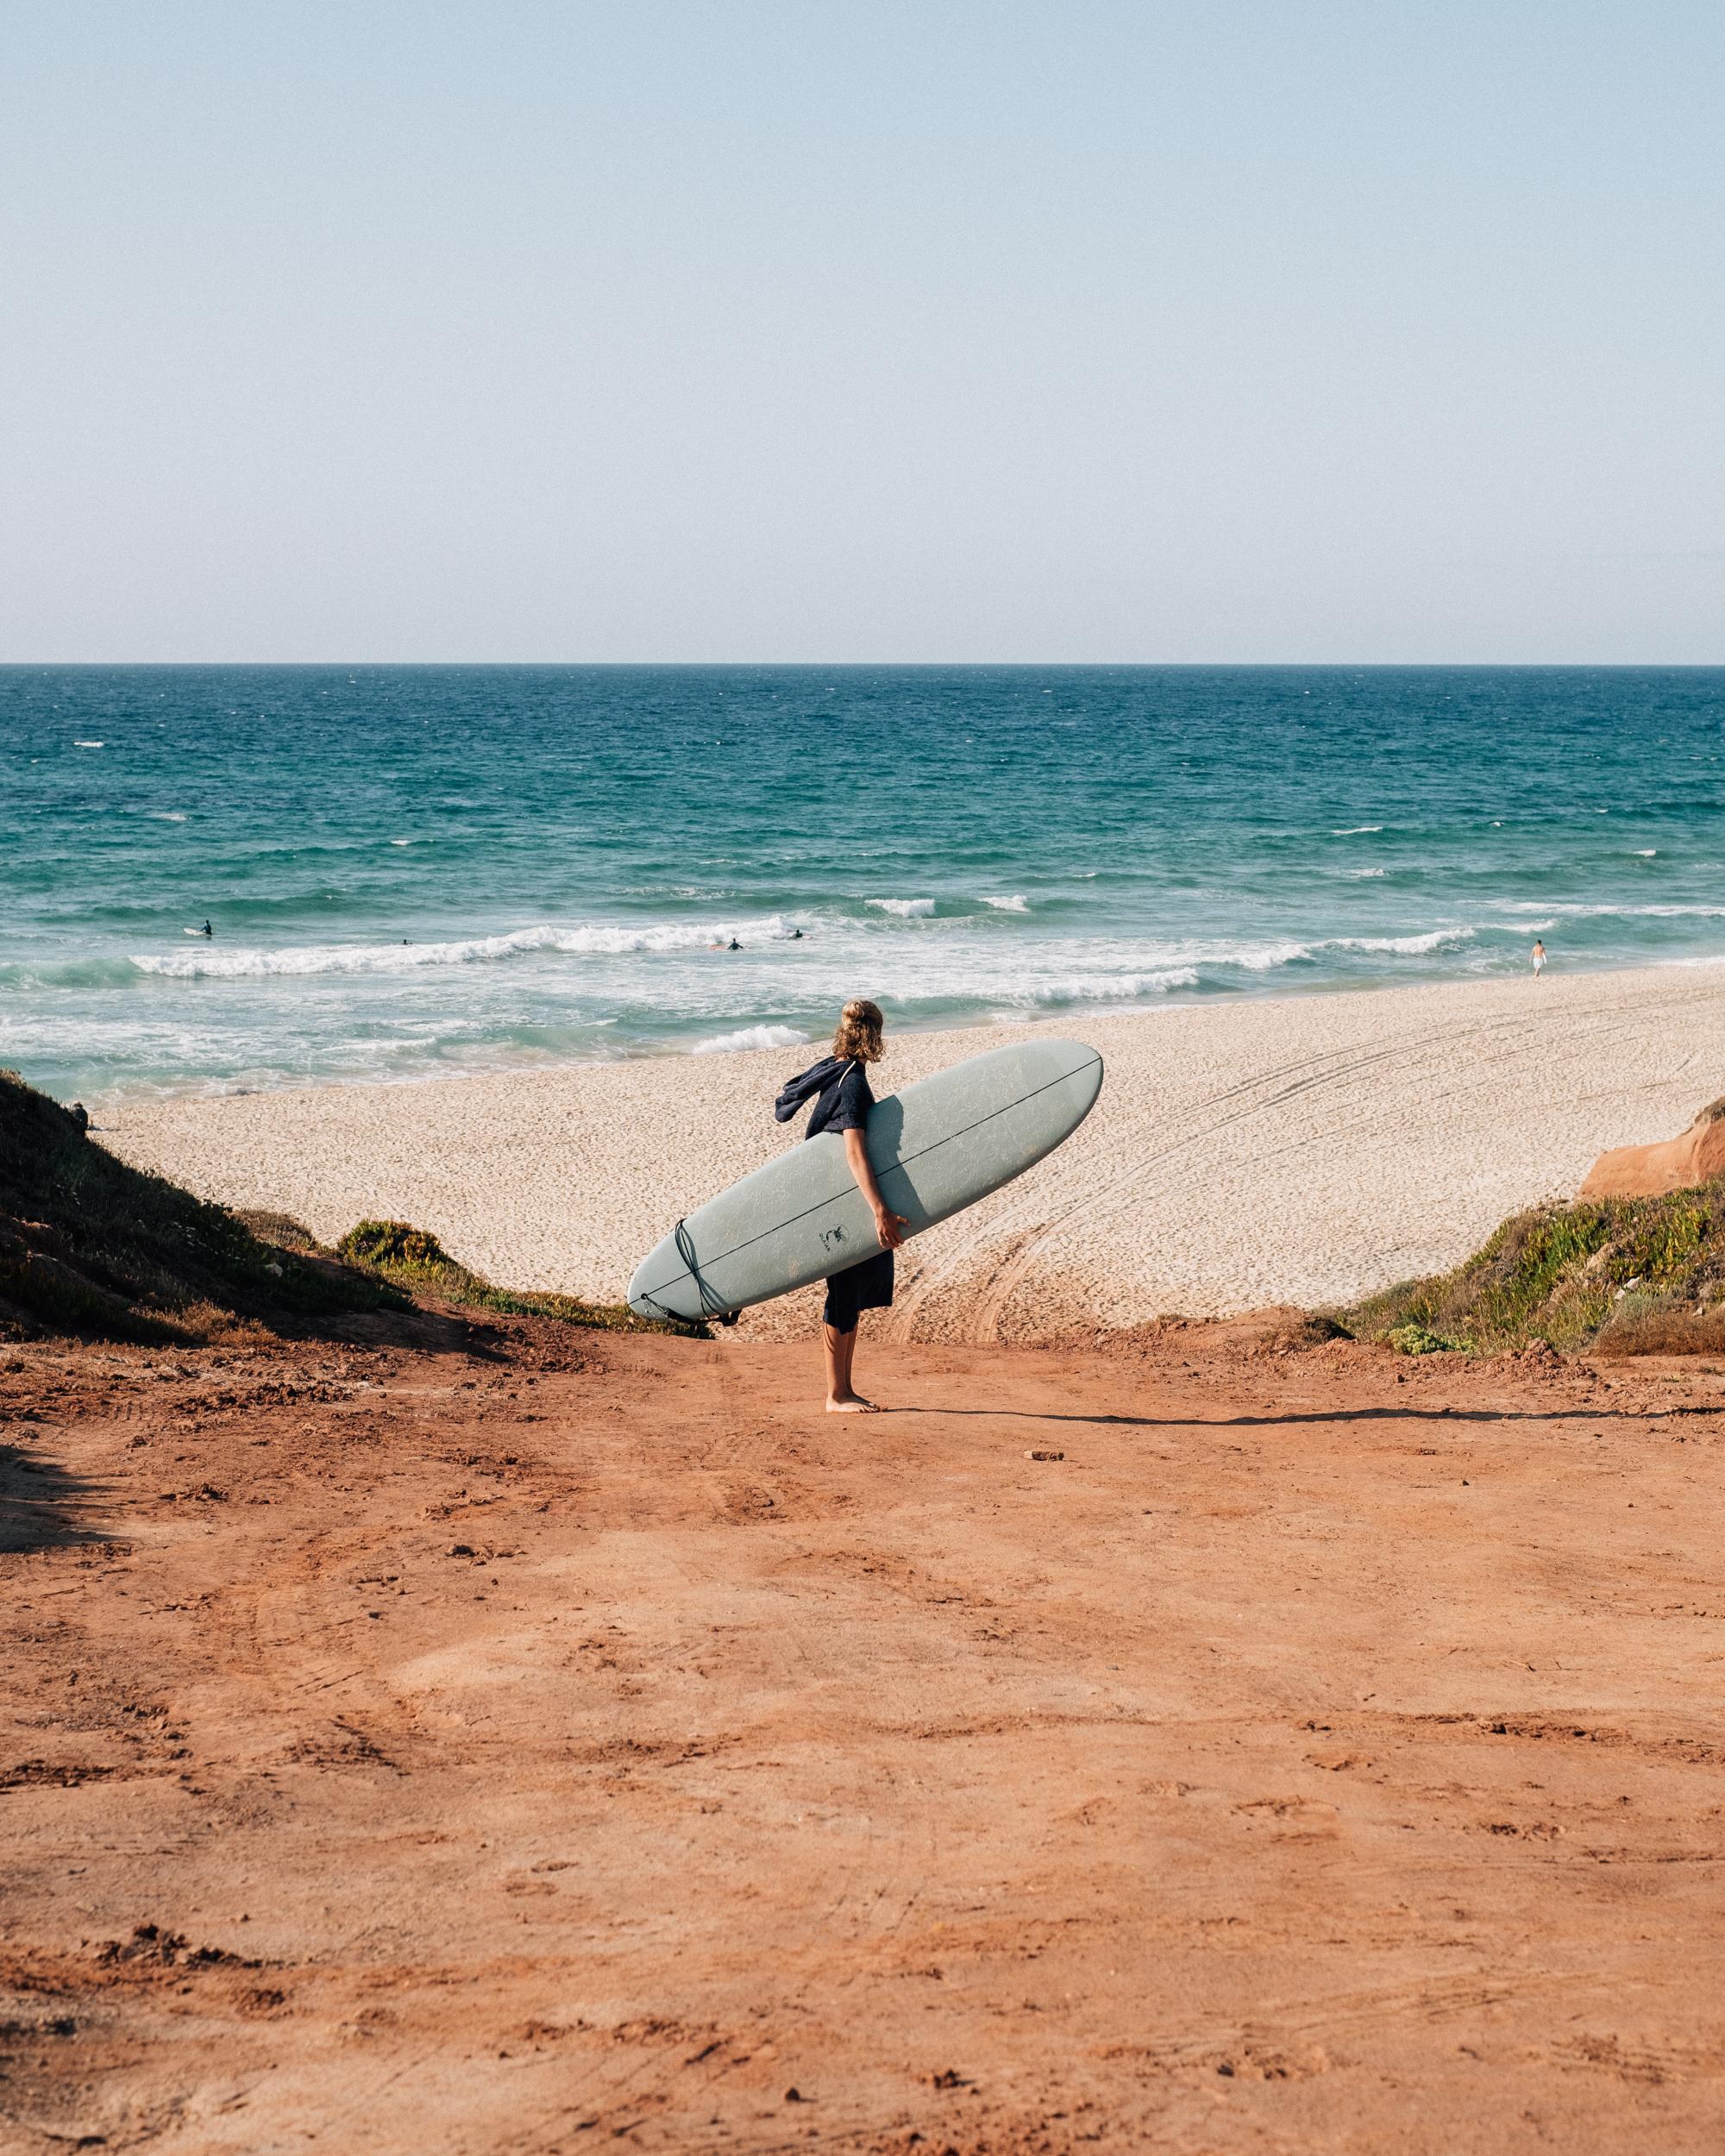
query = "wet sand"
xmin=4 ymin=1315 xmax=1724 ymax=2153
xmin=106 ymin=964 xmax=1725 ymax=1338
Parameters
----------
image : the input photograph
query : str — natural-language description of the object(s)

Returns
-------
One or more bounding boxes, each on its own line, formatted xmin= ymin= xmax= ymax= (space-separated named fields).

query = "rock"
xmin=1581 ymin=1094 xmax=1725 ymax=1200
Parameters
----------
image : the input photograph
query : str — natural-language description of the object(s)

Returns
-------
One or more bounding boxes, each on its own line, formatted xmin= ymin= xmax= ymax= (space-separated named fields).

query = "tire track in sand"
xmin=893 ymin=988 xmax=1685 ymax=1340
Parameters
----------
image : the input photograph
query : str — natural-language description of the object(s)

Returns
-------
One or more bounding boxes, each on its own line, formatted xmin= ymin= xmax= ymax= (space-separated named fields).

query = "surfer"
xmin=774 ymin=999 xmax=906 ymax=1413
xmin=200 ymin=919 xmax=212 ymax=937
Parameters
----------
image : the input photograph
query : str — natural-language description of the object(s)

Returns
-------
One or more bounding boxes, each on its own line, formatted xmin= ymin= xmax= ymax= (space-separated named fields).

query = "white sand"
xmin=104 ymin=965 xmax=1725 ymax=1342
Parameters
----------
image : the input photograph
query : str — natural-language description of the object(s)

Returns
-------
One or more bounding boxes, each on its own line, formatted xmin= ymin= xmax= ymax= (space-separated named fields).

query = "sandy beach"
xmin=105 ymin=964 xmax=1725 ymax=1338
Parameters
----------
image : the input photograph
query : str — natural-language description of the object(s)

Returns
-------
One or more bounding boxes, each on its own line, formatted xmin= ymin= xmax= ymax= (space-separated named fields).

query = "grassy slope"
xmin=0 ymin=1070 xmax=392 ymax=1342
xmin=0 ymin=1072 xmax=697 ymax=1345
xmin=331 ymin=1219 xmax=703 ymax=1338
xmin=1345 ymin=1179 xmax=1725 ymax=1357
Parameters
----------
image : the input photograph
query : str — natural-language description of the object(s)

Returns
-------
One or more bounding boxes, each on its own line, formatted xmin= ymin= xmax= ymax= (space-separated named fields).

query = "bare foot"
xmin=825 ymin=1393 xmax=880 ymax=1413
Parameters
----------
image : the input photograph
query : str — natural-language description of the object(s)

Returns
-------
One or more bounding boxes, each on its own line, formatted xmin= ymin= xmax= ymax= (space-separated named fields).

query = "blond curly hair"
xmin=831 ymin=998 xmax=886 ymax=1064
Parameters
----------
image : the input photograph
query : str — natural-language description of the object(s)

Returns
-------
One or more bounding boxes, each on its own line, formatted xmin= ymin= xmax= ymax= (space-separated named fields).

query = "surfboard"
xmin=627 ymin=1036 xmax=1103 ymax=1322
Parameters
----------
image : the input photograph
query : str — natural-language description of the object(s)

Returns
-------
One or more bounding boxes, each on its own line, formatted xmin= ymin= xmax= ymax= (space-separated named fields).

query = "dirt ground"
xmin=3 ymin=1310 xmax=1724 ymax=2154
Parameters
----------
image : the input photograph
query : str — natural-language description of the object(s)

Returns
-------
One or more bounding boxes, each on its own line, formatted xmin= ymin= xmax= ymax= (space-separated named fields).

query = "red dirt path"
xmin=4 ymin=1313 xmax=1724 ymax=2153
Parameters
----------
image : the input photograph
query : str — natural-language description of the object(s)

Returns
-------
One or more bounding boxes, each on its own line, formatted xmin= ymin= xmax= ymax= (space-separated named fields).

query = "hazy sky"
xmin=2 ymin=3 xmax=1719 ymax=661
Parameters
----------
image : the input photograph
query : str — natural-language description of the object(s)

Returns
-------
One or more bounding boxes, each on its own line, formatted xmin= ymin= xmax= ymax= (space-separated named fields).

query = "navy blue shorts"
xmin=823 ymin=1247 xmax=894 ymax=1332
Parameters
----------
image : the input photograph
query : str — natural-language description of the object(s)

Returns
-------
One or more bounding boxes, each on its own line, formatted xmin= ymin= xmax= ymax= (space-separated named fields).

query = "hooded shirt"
xmin=774 ymin=1055 xmax=875 ymax=1139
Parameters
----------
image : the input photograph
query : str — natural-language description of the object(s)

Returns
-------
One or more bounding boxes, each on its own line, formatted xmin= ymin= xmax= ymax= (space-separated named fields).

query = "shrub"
xmin=1385 ymin=1323 xmax=1465 ymax=1357
xmin=337 ymin=1219 xmax=452 ymax=1270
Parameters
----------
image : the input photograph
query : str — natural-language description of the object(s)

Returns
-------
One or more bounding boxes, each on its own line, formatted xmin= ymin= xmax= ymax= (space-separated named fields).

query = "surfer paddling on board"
xmin=775 ymin=999 xmax=906 ymax=1412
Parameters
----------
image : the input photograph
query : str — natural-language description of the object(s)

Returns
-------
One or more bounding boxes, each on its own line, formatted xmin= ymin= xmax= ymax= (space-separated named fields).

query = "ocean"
xmin=3 ymin=665 xmax=1722 ymax=1104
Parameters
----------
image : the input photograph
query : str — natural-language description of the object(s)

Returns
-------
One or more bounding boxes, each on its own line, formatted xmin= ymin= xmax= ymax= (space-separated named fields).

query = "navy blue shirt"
xmin=774 ymin=1056 xmax=875 ymax=1138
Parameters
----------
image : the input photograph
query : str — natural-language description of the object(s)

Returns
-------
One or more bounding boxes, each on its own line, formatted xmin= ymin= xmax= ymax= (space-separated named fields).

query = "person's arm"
xmin=844 ymin=1126 xmax=908 ymax=1250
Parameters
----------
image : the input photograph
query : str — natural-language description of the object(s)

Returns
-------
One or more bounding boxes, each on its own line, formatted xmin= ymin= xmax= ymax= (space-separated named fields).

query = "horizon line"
xmin=2 ymin=657 xmax=1722 ymax=672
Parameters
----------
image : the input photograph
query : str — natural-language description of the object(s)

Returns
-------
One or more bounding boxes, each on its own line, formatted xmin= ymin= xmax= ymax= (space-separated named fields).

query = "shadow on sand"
xmin=888 ymin=1402 xmax=1697 ymax=1431
xmin=0 ymin=1437 xmax=114 ymax=1554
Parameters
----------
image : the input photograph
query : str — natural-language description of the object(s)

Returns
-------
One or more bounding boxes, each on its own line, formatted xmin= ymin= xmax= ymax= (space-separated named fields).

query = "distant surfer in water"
xmin=775 ymin=998 xmax=906 ymax=1413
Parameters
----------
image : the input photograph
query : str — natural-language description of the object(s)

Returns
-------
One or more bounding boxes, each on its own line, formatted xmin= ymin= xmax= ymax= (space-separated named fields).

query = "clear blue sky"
xmin=2 ymin=2 xmax=1719 ymax=661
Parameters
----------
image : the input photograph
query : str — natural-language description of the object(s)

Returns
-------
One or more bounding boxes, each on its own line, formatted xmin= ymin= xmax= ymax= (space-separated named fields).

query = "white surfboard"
xmin=628 ymin=1037 xmax=1102 ymax=1321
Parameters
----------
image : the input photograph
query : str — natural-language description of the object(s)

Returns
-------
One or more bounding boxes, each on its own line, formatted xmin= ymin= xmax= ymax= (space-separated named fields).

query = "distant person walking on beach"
xmin=774 ymin=999 xmax=906 ymax=1413
xmin=1532 ymin=938 xmax=1547 ymax=978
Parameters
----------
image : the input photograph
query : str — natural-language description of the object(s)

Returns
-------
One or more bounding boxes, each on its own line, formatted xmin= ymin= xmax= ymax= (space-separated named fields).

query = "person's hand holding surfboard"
xmin=875 ymin=1206 xmax=909 ymax=1250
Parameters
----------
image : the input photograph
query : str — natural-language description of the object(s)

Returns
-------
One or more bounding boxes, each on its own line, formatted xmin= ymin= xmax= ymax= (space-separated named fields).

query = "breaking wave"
xmin=986 ymin=967 xmax=1201 ymax=1009
xmin=692 ymin=1024 xmax=810 ymax=1055
xmin=1323 ymin=927 xmax=1474 ymax=956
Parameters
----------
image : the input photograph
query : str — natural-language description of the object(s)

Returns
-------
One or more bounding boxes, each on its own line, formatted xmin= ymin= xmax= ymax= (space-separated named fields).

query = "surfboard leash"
xmin=637 ymin=1218 xmax=739 ymax=1327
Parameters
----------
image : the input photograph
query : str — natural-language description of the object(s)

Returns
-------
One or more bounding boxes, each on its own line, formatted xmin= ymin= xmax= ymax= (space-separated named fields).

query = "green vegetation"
xmin=1382 ymin=1322 xmax=1465 ymax=1357
xmin=1346 ymin=1178 xmax=1725 ymax=1357
xmin=336 ymin=1219 xmax=705 ymax=1338
xmin=0 ymin=1069 xmax=395 ymax=1343
xmin=337 ymin=1220 xmax=450 ymax=1271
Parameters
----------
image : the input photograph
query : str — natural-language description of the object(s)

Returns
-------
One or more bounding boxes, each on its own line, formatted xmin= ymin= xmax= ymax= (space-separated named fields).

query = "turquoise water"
xmin=3 ymin=665 xmax=1722 ymax=1103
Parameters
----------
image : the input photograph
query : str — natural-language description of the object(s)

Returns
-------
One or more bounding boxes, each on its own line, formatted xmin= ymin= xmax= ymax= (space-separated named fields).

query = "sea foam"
xmin=129 ymin=918 xmax=803 ymax=978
